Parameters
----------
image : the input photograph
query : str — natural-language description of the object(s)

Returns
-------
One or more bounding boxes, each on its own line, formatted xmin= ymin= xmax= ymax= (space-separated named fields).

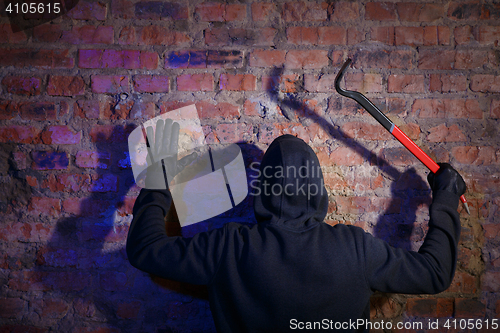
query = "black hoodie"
xmin=127 ymin=134 xmax=461 ymax=332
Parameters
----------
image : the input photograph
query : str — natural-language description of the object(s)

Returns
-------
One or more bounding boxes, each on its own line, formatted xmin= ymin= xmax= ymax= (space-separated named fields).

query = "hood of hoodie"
xmin=253 ymin=134 xmax=328 ymax=231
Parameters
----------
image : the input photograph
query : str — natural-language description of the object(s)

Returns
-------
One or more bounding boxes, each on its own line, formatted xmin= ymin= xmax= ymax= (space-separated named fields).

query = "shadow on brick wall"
xmin=265 ymin=66 xmax=431 ymax=251
xmin=28 ymin=124 xmax=261 ymax=332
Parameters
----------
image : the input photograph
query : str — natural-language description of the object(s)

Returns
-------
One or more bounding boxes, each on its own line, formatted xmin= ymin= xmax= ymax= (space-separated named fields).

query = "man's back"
xmin=127 ymin=134 xmax=463 ymax=332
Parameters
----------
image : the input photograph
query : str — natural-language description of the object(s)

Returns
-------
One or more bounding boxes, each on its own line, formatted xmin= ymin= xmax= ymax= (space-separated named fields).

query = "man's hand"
xmin=144 ymin=118 xmax=197 ymax=189
xmin=427 ymin=163 xmax=466 ymax=197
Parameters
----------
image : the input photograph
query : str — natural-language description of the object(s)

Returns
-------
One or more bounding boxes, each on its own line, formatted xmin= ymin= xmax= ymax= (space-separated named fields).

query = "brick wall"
xmin=1 ymin=0 xmax=499 ymax=331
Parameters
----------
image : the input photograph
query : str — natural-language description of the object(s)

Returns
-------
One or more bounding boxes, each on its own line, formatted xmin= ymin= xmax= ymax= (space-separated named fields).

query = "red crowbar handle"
xmin=335 ymin=58 xmax=470 ymax=215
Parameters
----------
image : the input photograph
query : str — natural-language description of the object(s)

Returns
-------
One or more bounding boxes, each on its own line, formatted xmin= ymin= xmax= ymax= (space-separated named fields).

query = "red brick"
xmin=196 ymin=101 xmax=240 ymax=119
xmin=219 ymin=74 xmax=256 ymax=91
xmin=76 ymin=151 xmax=110 ymax=169
xmin=381 ymin=147 xmax=418 ymax=167
xmin=165 ymin=50 xmax=207 ymax=69
xmin=205 ymin=27 xmax=275 ymax=47
xmin=283 ymin=2 xmax=330 ymax=22
xmin=0 ymin=24 xmax=27 ymax=43
xmin=100 ymin=271 xmax=129 ymax=291
xmin=89 ymin=125 xmax=133 ymax=143
xmin=397 ymin=3 xmax=445 ymax=22
xmin=177 ymin=74 xmax=213 ymax=91
xmin=418 ymin=50 xmax=455 ymax=69
xmin=491 ymin=99 xmax=500 ymax=118
xmin=207 ymin=50 xmax=243 ymax=68
xmin=342 ymin=122 xmax=391 ymax=141
xmin=0 ymin=100 xmax=18 ymax=119
xmin=455 ymin=50 xmax=491 ymax=70
xmin=0 ymin=48 xmax=73 ymax=69
xmin=42 ymin=174 xmax=91 ymax=192
xmin=304 ymin=73 xmax=342 ymax=92
xmin=41 ymin=126 xmax=81 ymax=145
xmin=329 ymin=147 xmax=364 ymax=166
xmin=427 ymin=124 xmax=466 ymax=143
xmin=285 ymin=50 xmax=329 ymax=69
xmin=318 ymin=26 xmax=346 ymax=45
xmin=452 ymin=146 xmax=497 ymax=165
xmin=0 ymin=126 xmax=40 ymax=144
xmin=29 ymin=197 xmax=61 ymax=216
xmin=91 ymin=75 xmax=129 ymax=94
xmin=430 ymin=74 xmax=467 ymax=92
xmin=395 ymin=26 xmax=424 ymax=46
xmin=406 ymin=298 xmax=437 ymax=317
xmin=344 ymin=73 xmax=383 ymax=93
xmin=60 ymin=26 xmax=113 ymax=44
xmin=365 ymin=2 xmax=396 ymax=20
xmin=2 ymin=76 xmax=41 ymax=95
xmin=133 ymin=26 xmax=190 ymax=46
xmin=195 ymin=3 xmax=246 ymax=21
xmin=406 ymin=298 xmax=454 ymax=317
xmin=46 ymin=272 xmax=91 ymax=292
xmin=243 ymin=100 xmax=261 ymax=117
xmin=249 ymin=50 xmax=286 ymax=67
xmin=448 ymin=3 xmax=487 ymax=20
xmin=351 ymin=49 xmax=414 ymax=69
xmin=476 ymin=25 xmax=500 ymax=45
xmin=74 ymin=100 xmax=101 ymax=119
xmin=47 ymin=75 xmax=85 ymax=96
xmin=117 ymin=301 xmax=141 ymax=319
xmin=471 ymin=75 xmax=500 ymax=92
xmin=62 ymin=198 xmax=109 ymax=217
xmin=8 ymin=271 xmax=50 ymax=291
xmin=67 ymin=0 xmax=107 ymax=20
xmin=117 ymin=196 xmax=137 ymax=216
xmin=12 ymin=152 xmax=26 ymax=170
xmin=214 ymin=123 xmax=254 ymax=143
xmin=32 ymin=24 xmax=62 ymax=43
xmin=436 ymin=26 xmax=451 ymax=45
xmin=32 ymin=298 xmax=69 ymax=319
xmin=454 ymin=25 xmax=474 ymax=45
xmin=19 ymin=102 xmax=56 ymax=121
xmin=455 ymin=298 xmax=486 ymax=318
xmin=411 ymin=99 xmax=483 ymax=119
xmin=133 ymin=75 xmax=169 ymax=93
xmin=287 ymin=27 xmax=318 ymax=45
xmin=347 ymin=27 xmax=365 ymax=45
xmin=251 ymin=2 xmax=276 ymax=21
xmin=32 ymin=151 xmax=69 ymax=170
xmin=388 ymin=74 xmax=425 ymax=93
xmin=399 ymin=123 xmax=421 ymax=141
xmin=262 ymin=74 xmax=301 ymax=93
xmin=483 ymin=224 xmax=500 ymax=240
xmin=0 ymin=298 xmax=26 ymax=318
xmin=370 ymin=26 xmax=394 ymax=45
xmin=79 ymin=49 xmax=158 ymax=69
xmin=89 ymin=174 xmax=118 ymax=192
xmin=330 ymin=2 xmax=360 ymax=22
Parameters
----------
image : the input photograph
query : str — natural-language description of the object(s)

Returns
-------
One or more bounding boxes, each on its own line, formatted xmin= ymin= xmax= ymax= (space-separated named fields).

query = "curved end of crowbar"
xmin=334 ymin=58 xmax=352 ymax=96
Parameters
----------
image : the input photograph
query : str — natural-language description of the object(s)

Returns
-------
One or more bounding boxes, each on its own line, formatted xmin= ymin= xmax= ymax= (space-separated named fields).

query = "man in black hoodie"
xmin=127 ymin=129 xmax=465 ymax=332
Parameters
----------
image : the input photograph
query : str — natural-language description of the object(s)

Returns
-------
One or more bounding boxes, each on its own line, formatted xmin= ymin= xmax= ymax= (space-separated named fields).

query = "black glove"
xmin=427 ymin=163 xmax=466 ymax=197
xmin=144 ymin=119 xmax=197 ymax=189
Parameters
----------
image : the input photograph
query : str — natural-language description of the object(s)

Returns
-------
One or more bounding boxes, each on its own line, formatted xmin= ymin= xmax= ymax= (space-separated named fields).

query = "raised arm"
xmin=364 ymin=164 xmax=465 ymax=294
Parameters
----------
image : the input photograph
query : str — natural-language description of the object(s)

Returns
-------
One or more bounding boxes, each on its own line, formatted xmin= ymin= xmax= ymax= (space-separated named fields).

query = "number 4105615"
xmin=5 ymin=2 xmax=61 ymax=14
xmin=444 ymin=318 xmax=498 ymax=330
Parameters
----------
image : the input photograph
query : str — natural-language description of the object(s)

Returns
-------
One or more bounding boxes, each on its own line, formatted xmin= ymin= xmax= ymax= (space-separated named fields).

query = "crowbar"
xmin=335 ymin=58 xmax=470 ymax=215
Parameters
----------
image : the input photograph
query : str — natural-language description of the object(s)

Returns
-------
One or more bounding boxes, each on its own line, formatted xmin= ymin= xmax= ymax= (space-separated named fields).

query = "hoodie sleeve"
xmin=364 ymin=190 xmax=461 ymax=294
xmin=126 ymin=188 xmax=226 ymax=285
